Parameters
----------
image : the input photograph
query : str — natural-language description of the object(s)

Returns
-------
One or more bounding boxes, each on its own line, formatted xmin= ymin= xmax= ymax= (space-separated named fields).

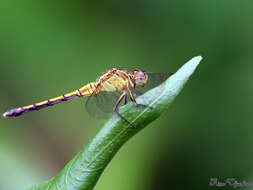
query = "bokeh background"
xmin=1 ymin=0 xmax=253 ymax=189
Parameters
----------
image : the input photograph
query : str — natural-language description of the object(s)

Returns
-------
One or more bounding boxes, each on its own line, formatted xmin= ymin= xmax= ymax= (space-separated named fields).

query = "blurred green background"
xmin=1 ymin=0 xmax=253 ymax=189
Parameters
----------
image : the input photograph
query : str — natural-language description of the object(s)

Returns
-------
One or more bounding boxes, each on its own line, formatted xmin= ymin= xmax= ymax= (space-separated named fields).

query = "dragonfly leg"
xmin=128 ymin=88 xmax=153 ymax=109
xmin=124 ymin=94 xmax=128 ymax=105
xmin=134 ymin=101 xmax=153 ymax=109
xmin=114 ymin=92 xmax=136 ymax=128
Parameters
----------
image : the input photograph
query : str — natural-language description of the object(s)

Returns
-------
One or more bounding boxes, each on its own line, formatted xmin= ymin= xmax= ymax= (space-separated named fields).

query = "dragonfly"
xmin=2 ymin=68 xmax=173 ymax=127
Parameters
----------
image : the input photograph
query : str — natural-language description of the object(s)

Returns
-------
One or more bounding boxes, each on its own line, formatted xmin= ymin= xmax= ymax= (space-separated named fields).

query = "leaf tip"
xmin=192 ymin=55 xmax=203 ymax=63
xmin=189 ymin=55 xmax=203 ymax=66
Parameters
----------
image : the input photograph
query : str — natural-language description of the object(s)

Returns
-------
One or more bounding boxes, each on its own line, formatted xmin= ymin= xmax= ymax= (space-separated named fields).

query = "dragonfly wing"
xmin=85 ymin=91 xmax=121 ymax=118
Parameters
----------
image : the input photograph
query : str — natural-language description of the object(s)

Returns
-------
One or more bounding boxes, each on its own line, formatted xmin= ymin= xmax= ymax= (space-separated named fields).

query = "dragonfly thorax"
xmin=99 ymin=72 xmax=130 ymax=92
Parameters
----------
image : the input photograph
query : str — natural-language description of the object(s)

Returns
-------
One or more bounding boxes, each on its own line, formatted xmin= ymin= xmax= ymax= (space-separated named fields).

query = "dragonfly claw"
xmin=134 ymin=103 xmax=152 ymax=109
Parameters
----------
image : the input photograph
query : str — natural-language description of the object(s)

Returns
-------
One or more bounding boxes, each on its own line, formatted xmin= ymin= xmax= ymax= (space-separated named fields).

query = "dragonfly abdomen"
xmin=2 ymin=82 xmax=98 ymax=118
xmin=79 ymin=82 xmax=99 ymax=96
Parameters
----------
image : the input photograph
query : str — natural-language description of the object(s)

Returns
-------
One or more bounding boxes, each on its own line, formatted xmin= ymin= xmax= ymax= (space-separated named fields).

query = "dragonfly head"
xmin=130 ymin=69 xmax=148 ymax=88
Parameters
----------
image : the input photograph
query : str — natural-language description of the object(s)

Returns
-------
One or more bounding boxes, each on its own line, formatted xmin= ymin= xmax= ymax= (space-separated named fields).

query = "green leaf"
xmin=29 ymin=56 xmax=202 ymax=190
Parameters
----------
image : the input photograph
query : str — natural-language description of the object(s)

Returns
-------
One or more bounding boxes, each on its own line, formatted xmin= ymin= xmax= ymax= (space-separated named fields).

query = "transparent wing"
xmin=85 ymin=91 xmax=121 ymax=118
xmin=133 ymin=72 xmax=173 ymax=96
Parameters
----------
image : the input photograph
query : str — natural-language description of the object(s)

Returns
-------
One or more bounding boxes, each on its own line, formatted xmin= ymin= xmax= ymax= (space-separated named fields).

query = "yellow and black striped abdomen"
xmin=2 ymin=82 xmax=99 ymax=117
